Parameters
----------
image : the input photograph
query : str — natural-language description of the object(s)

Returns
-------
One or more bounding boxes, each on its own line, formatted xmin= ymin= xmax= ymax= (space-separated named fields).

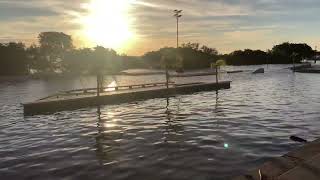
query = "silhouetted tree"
xmin=160 ymin=48 xmax=181 ymax=69
xmin=181 ymin=42 xmax=200 ymax=51
xmin=142 ymin=43 xmax=219 ymax=70
xmin=120 ymin=55 xmax=146 ymax=69
xmin=1 ymin=32 xmax=318 ymax=77
xmin=226 ymin=49 xmax=268 ymax=65
xmin=26 ymin=44 xmax=50 ymax=73
xmin=142 ymin=50 xmax=162 ymax=68
xmin=63 ymin=48 xmax=93 ymax=74
xmin=270 ymin=42 xmax=313 ymax=64
xmin=201 ymin=45 xmax=218 ymax=56
xmin=91 ymin=46 xmax=120 ymax=74
xmin=0 ymin=42 xmax=29 ymax=75
xmin=179 ymin=44 xmax=218 ymax=69
xmin=38 ymin=32 xmax=74 ymax=72
xmin=63 ymin=46 xmax=121 ymax=75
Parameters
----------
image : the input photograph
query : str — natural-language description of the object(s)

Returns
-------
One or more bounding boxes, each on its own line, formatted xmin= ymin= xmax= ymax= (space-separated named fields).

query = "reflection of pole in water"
xmin=164 ymin=97 xmax=173 ymax=143
xmin=214 ymin=90 xmax=219 ymax=113
xmin=96 ymin=105 xmax=103 ymax=165
xmin=95 ymin=106 xmax=121 ymax=165
xmin=163 ymin=97 xmax=184 ymax=144
xmin=214 ymin=90 xmax=220 ymax=128
xmin=213 ymin=90 xmax=225 ymax=126
xmin=165 ymin=97 xmax=172 ymax=123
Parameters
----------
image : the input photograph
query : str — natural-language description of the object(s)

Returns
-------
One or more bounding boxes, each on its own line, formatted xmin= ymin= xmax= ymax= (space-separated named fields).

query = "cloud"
xmin=0 ymin=0 xmax=320 ymax=55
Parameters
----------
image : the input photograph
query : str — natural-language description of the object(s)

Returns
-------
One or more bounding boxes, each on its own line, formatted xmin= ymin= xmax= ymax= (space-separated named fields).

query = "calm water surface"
xmin=0 ymin=65 xmax=320 ymax=180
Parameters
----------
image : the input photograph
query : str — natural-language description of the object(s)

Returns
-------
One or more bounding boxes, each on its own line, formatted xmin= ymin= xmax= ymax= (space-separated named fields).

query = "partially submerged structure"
xmin=23 ymin=80 xmax=231 ymax=116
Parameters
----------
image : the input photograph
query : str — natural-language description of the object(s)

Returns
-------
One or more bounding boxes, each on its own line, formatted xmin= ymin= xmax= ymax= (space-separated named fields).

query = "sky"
xmin=0 ymin=0 xmax=320 ymax=55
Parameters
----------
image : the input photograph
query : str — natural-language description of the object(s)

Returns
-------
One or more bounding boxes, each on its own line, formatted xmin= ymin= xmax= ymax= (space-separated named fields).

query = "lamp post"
xmin=173 ymin=10 xmax=182 ymax=48
xmin=163 ymin=9 xmax=182 ymax=89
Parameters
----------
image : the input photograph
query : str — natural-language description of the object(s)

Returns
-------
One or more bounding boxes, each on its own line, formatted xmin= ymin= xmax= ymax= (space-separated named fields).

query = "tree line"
xmin=0 ymin=31 xmax=316 ymax=76
xmin=144 ymin=42 xmax=315 ymax=68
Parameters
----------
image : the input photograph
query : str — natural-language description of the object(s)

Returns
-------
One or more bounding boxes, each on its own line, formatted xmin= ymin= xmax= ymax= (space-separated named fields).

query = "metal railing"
xmin=38 ymin=82 xmax=176 ymax=101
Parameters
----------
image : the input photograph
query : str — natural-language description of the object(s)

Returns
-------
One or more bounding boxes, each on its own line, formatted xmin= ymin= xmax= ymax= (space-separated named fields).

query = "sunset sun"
xmin=81 ymin=0 xmax=135 ymax=50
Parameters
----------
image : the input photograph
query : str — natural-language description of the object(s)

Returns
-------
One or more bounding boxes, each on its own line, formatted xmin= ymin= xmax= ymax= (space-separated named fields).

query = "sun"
xmin=80 ymin=0 xmax=135 ymax=51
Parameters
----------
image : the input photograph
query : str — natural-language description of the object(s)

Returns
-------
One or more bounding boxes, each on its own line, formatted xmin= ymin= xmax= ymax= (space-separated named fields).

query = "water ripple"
xmin=0 ymin=65 xmax=320 ymax=179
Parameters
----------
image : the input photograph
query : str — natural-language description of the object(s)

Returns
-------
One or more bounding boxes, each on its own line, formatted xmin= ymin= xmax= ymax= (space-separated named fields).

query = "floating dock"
xmin=295 ymin=65 xmax=320 ymax=73
xmin=23 ymin=81 xmax=231 ymax=116
xmin=234 ymin=138 xmax=320 ymax=180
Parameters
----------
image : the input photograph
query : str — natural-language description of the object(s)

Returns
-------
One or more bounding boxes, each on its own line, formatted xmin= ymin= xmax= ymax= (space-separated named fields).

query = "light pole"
xmin=173 ymin=10 xmax=182 ymax=48
xmin=163 ymin=9 xmax=182 ymax=89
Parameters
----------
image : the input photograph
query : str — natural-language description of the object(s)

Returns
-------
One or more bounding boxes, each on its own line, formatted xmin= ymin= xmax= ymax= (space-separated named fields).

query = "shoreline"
xmin=234 ymin=138 xmax=320 ymax=180
xmin=0 ymin=63 xmax=306 ymax=79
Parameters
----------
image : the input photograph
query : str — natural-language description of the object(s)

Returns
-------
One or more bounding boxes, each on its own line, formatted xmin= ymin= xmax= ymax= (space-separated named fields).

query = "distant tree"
xmin=63 ymin=48 xmax=93 ymax=74
xmin=160 ymin=48 xmax=181 ymax=69
xmin=142 ymin=50 xmax=163 ymax=68
xmin=0 ymin=42 xmax=29 ymax=75
xmin=271 ymin=42 xmax=313 ymax=63
xmin=226 ymin=49 xmax=267 ymax=65
xmin=91 ymin=46 xmax=119 ymax=74
xmin=120 ymin=55 xmax=146 ymax=69
xmin=26 ymin=44 xmax=50 ymax=73
xmin=201 ymin=45 xmax=218 ymax=56
xmin=179 ymin=43 xmax=218 ymax=69
xmin=181 ymin=42 xmax=200 ymax=51
xmin=38 ymin=32 xmax=74 ymax=72
xmin=142 ymin=43 xmax=219 ymax=70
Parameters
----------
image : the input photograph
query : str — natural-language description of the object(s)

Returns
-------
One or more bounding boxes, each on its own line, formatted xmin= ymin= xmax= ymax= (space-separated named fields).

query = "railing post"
xmin=292 ymin=56 xmax=295 ymax=73
xmin=97 ymin=74 xmax=100 ymax=97
xmin=216 ymin=66 xmax=218 ymax=84
xmin=165 ymin=66 xmax=169 ymax=89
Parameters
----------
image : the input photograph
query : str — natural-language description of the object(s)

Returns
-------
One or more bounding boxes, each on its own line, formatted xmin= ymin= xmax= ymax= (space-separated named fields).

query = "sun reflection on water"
xmin=101 ymin=110 xmax=118 ymax=128
xmin=105 ymin=80 xmax=117 ymax=91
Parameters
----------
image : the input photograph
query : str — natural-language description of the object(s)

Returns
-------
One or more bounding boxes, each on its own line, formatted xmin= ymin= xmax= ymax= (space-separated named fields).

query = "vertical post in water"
xmin=266 ymin=49 xmax=269 ymax=69
xmin=165 ymin=65 xmax=169 ymax=89
xmin=97 ymin=74 xmax=100 ymax=97
xmin=292 ymin=54 xmax=296 ymax=73
xmin=216 ymin=65 xmax=218 ymax=84
xmin=316 ymin=46 xmax=318 ymax=64
xmin=100 ymin=75 xmax=104 ymax=93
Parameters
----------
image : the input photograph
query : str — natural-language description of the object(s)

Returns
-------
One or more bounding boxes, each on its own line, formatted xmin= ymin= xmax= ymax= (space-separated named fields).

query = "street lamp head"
xmin=174 ymin=9 xmax=183 ymax=18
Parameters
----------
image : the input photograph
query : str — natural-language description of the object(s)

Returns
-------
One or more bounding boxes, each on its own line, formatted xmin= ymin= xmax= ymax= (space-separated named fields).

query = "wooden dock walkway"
xmin=23 ymin=81 xmax=231 ymax=116
xmin=234 ymin=138 xmax=320 ymax=180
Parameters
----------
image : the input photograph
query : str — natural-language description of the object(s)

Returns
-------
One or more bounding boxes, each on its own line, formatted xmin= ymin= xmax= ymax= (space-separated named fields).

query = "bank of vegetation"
xmin=0 ymin=31 xmax=316 ymax=76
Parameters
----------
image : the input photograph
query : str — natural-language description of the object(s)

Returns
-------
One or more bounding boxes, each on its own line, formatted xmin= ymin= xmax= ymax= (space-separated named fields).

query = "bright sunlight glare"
xmin=81 ymin=0 xmax=135 ymax=51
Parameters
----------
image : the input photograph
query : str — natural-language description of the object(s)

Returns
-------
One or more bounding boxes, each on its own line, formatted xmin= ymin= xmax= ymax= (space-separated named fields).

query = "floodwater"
xmin=0 ymin=65 xmax=320 ymax=180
